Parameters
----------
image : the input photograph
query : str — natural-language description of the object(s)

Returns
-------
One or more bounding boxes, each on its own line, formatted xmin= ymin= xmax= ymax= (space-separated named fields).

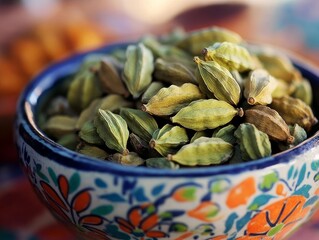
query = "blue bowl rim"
xmin=16 ymin=42 xmax=319 ymax=178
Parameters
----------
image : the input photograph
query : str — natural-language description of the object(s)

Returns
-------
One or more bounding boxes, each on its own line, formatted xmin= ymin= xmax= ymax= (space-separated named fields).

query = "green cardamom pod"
xmin=110 ymin=152 xmax=145 ymax=166
xmin=228 ymin=145 xmax=243 ymax=165
xmin=123 ymin=43 xmax=154 ymax=98
xmin=77 ymin=142 xmax=109 ymax=159
xmin=244 ymin=69 xmax=278 ymax=105
xmin=97 ymin=56 xmax=129 ymax=97
xmin=141 ymin=82 xmax=165 ymax=104
xmin=67 ymin=69 xmax=103 ymax=112
xmin=244 ymin=105 xmax=294 ymax=143
xmin=79 ymin=120 xmax=104 ymax=145
xmin=289 ymin=124 xmax=307 ymax=146
xmin=129 ymin=133 xmax=155 ymax=158
xmin=57 ymin=133 xmax=79 ymax=151
xmin=190 ymin=131 xmax=209 ymax=143
xmin=271 ymin=78 xmax=295 ymax=98
xmin=171 ymin=99 xmax=244 ymax=131
xmin=76 ymin=94 xmax=132 ymax=129
xmin=150 ymin=124 xmax=189 ymax=156
xmin=175 ymin=26 xmax=242 ymax=55
xmin=234 ymin=123 xmax=271 ymax=161
xmin=292 ymin=78 xmax=313 ymax=105
xmin=43 ymin=115 xmax=77 ymax=139
xmin=146 ymin=157 xmax=179 ymax=169
xmin=212 ymin=124 xmax=236 ymax=144
xmin=120 ymin=108 xmax=158 ymax=142
xmin=168 ymin=137 xmax=233 ymax=166
xmin=195 ymin=68 xmax=215 ymax=99
xmin=270 ymin=96 xmax=318 ymax=131
xmin=194 ymin=57 xmax=241 ymax=105
xmin=143 ymin=83 xmax=205 ymax=116
xmin=94 ymin=109 xmax=129 ymax=154
xmin=203 ymin=42 xmax=254 ymax=71
xmin=154 ymin=58 xmax=197 ymax=85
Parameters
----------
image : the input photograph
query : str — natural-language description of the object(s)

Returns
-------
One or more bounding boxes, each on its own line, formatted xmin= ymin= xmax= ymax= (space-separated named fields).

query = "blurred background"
xmin=0 ymin=0 xmax=318 ymax=239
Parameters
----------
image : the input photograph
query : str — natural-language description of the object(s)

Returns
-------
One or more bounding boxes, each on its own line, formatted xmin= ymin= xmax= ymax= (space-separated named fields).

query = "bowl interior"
xmin=18 ymin=43 xmax=319 ymax=177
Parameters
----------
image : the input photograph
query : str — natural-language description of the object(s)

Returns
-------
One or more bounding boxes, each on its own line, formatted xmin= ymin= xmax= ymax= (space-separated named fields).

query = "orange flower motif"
xmin=115 ymin=205 xmax=167 ymax=240
xmin=237 ymin=195 xmax=310 ymax=240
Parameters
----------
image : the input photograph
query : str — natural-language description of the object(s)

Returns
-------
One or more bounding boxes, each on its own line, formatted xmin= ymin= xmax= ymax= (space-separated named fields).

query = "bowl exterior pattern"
xmin=17 ymin=126 xmax=319 ymax=240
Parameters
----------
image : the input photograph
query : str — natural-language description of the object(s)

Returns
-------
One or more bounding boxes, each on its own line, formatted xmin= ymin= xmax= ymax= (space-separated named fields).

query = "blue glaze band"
xmin=16 ymin=43 xmax=319 ymax=177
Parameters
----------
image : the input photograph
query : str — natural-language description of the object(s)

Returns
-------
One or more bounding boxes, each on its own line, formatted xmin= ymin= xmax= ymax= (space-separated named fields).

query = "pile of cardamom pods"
xmin=40 ymin=26 xmax=318 ymax=169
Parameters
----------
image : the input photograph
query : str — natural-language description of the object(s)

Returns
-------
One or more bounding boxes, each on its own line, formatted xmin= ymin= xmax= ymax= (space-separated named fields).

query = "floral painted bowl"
xmin=16 ymin=42 xmax=319 ymax=240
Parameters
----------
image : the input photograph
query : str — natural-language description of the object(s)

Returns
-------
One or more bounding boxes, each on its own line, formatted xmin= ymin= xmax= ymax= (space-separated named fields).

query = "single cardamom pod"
xmin=94 ymin=109 xmax=129 ymax=154
xmin=97 ymin=56 xmax=129 ymax=97
xmin=141 ymin=82 xmax=165 ymax=104
xmin=123 ymin=43 xmax=154 ymax=98
xmin=154 ymin=58 xmax=197 ymax=85
xmin=129 ymin=133 xmax=155 ymax=158
xmin=244 ymin=105 xmax=294 ymax=143
xmin=146 ymin=157 xmax=179 ymax=169
xmin=234 ymin=123 xmax=272 ymax=161
xmin=203 ymin=42 xmax=254 ymax=71
xmin=79 ymin=120 xmax=104 ymax=145
xmin=195 ymin=68 xmax=215 ymax=99
xmin=142 ymin=83 xmax=205 ymax=116
xmin=278 ymin=124 xmax=307 ymax=151
xmin=76 ymin=94 xmax=132 ymax=129
xmin=175 ymin=26 xmax=242 ymax=55
xmin=271 ymin=78 xmax=295 ymax=98
xmin=270 ymin=96 xmax=318 ymax=131
xmin=110 ymin=152 xmax=145 ymax=166
xmin=120 ymin=108 xmax=158 ymax=142
xmin=194 ymin=57 xmax=241 ymax=105
xmin=171 ymin=99 xmax=244 ymax=131
xmin=190 ymin=131 xmax=209 ymax=143
xmin=167 ymin=137 xmax=233 ymax=166
xmin=244 ymin=69 xmax=278 ymax=105
xmin=228 ymin=145 xmax=243 ymax=164
xmin=292 ymin=78 xmax=313 ymax=105
xmin=212 ymin=124 xmax=236 ymax=144
xmin=150 ymin=124 xmax=189 ymax=156
xmin=67 ymin=69 xmax=103 ymax=112
xmin=77 ymin=142 xmax=109 ymax=159
xmin=43 ymin=115 xmax=77 ymax=139
xmin=57 ymin=133 xmax=79 ymax=151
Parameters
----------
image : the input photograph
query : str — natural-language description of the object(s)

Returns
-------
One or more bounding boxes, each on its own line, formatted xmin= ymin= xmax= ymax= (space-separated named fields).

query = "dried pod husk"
xmin=76 ymin=94 xmax=132 ymax=129
xmin=255 ymin=48 xmax=297 ymax=82
xmin=141 ymin=82 xmax=165 ymax=104
xmin=97 ymin=56 xmax=129 ymax=97
xmin=43 ymin=115 xmax=77 ymax=139
xmin=110 ymin=152 xmax=145 ymax=166
xmin=175 ymin=26 xmax=242 ymax=55
xmin=150 ymin=124 xmax=189 ymax=156
xmin=79 ymin=120 xmax=104 ymax=145
xmin=120 ymin=108 xmax=158 ymax=142
xmin=244 ymin=105 xmax=294 ymax=143
xmin=57 ymin=133 xmax=79 ymax=151
xmin=123 ymin=43 xmax=154 ymax=98
xmin=142 ymin=83 xmax=205 ymax=116
xmin=190 ymin=131 xmax=210 ymax=143
xmin=234 ymin=123 xmax=272 ymax=161
xmin=77 ymin=142 xmax=109 ymax=159
xmin=203 ymin=42 xmax=255 ymax=72
xmin=292 ymin=78 xmax=313 ymax=105
xmin=194 ymin=57 xmax=241 ymax=105
xmin=270 ymin=96 xmax=318 ymax=131
xmin=154 ymin=58 xmax=197 ymax=85
xmin=244 ymin=69 xmax=278 ymax=105
xmin=168 ymin=137 xmax=233 ymax=166
xmin=67 ymin=69 xmax=103 ymax=112
xmin=94 ymin=109 xmax=129 ymax=154
xmin=171 ymin=99 xmax=243 ymax=131
xmin=271 ymin=78 xmax=295 ymax=98
xmin=212 ymin=124 xmax=236 ymax=144
xmin=146 ymin=157 xmax=180 ymax=169
xmin=129 ymin=133 xmax=156 ymax=158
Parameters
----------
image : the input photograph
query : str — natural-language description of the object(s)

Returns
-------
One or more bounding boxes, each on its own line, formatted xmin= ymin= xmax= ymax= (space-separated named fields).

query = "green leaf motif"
xmin=91 ymin=205 xmax=114 ymax=216
xmin=69 ymin=172 xmax=80 ymax=194
xmin=314 ymin=172 xmax=319 ymax=182
xmin=181 ymin=187 xmax=197 ymax=201
xmin=311 ymin=161 xmax=319 ymax=171
xmin=259 ymin=172 xmax=279 ymax=191
xmin=210 ymin=179 xmax=231 ymax=194
xmin=169 ymin=222 xmax=188 ymax=232
xmin=48 ymin=167 xmax=58 ymax=186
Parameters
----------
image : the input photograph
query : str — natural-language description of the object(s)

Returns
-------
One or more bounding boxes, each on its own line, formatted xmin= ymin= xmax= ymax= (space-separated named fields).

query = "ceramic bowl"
xmin=16 ymin=42 xmax=319 ymax=240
